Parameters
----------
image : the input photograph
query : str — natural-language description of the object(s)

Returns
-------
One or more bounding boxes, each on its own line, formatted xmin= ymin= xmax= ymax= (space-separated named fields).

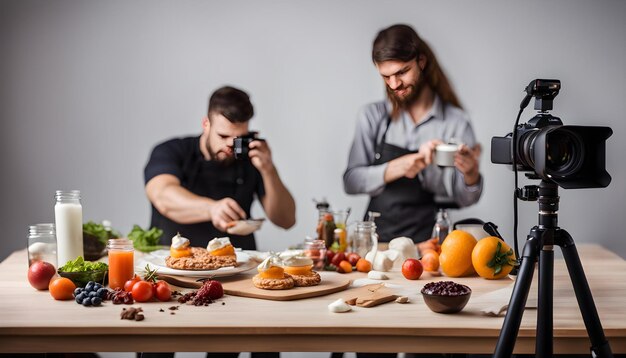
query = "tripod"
xmin=493 ymin=180 xmax=613 ymax=357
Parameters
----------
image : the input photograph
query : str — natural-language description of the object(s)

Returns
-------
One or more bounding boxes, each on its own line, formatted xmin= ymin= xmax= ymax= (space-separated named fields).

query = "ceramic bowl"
xmin=422 ymin=291 xmax=471 ymax=313
xmin=421 ymin=281 xmax=472 ymax=314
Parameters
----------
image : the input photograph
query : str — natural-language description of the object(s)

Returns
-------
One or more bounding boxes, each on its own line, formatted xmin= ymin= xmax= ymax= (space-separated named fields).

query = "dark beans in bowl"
xmin=421 ymin=281 xmax=471 ymax=314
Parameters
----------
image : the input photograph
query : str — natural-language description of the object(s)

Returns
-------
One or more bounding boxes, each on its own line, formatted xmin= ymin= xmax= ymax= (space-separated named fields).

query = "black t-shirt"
xmin=144 ymin=136 xmax=265 ymax=250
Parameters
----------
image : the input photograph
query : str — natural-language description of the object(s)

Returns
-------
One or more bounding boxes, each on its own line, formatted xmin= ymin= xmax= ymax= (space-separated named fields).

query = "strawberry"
xmin=197 ymin=280 xmax=224 ymax=300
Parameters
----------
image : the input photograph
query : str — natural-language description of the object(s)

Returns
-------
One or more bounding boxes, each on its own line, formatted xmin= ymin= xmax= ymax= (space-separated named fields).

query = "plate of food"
xmin=137 ymin=236 xmax=256 ymax=277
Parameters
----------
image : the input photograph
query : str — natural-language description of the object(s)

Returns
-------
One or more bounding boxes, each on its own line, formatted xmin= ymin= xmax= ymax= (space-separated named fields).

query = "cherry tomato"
xmin=154 ymin=281 xmax=172 ymax=302
xmin=131 ymin=281 xmax=154 ymax=302
xmin=124 ymin=275 xmax=141 ymax=292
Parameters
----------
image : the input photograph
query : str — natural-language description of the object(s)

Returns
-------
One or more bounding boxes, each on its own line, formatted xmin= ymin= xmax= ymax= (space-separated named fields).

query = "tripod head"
xmin=517 ymin=180 xmax=560 ymax=234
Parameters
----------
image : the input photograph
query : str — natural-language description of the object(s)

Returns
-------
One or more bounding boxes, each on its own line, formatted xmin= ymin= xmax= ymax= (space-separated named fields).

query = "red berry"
xmin=197 ymin=280 xmax=224 ymax=300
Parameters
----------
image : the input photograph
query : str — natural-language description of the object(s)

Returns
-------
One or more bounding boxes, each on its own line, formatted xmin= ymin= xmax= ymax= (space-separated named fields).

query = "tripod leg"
xmin=536 ymin=245 xmax=554 ymax=357
xmin=557 ymin=229 xmax=614 ymax=358
xmin=494 ymin=234 xmax=541 ymax=358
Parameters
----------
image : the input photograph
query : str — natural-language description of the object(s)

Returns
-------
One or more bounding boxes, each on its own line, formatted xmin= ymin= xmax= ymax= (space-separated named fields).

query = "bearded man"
xmin=145 ymin=86 xmax=295 ymax=250
xmin=343 ymin=24 xmax=483 ymax=244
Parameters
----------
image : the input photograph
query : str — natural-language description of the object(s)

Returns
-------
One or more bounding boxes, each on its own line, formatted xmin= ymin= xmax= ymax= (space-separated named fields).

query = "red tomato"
xmin=154 ymin=281 xmax=172 ymax=302
xmin=131 ymin=281 xmax=154 ymax=302
xmin=124 ymin=275 xmax=141 ymax=292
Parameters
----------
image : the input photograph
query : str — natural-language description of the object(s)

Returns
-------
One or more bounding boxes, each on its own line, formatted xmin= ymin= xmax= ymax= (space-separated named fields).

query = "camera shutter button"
xmin=236 ymin=178 xmax=244 ymax=185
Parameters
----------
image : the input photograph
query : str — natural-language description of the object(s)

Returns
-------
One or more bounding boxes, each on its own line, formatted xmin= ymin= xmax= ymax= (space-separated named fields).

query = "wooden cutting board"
xmin=158 ymin=272 xmax=352 ymax=301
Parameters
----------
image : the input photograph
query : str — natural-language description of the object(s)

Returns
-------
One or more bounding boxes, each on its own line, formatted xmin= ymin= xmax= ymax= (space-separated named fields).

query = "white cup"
xmin=434 ymin=144 xmax=459 ymax=167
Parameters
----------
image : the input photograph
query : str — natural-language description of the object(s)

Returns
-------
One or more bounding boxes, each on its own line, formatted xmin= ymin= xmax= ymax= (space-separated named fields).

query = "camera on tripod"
xmin=491 ymin=79 xmax=612 ymax=189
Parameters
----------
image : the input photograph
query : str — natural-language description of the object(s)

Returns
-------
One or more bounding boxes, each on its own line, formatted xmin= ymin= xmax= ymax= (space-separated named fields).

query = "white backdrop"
xmin=2 ymin=0 xmax=625 ymax=262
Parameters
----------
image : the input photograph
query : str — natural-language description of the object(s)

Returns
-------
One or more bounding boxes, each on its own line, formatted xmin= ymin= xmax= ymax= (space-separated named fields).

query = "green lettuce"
xmin=127 ymin=225 xmax=163 ymax=252
xmin=59 ymin=256 xmax=108 ymax=272
xmin=83 ymin=221 xmax=120 ymax=245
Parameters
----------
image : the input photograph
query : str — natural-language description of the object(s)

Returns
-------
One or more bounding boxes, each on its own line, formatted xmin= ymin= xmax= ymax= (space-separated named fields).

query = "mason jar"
xmin=54 ymin=190 xmax=83 ymax=267
xmin=27 ymin=223 xmax=57 ymax=267
xmin=352 ymin=221 xmax=378 ymax=258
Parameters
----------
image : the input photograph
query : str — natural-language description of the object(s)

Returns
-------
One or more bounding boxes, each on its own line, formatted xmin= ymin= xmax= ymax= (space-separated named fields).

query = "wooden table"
xmin=1 ymin=244 xmax=625 ymax=354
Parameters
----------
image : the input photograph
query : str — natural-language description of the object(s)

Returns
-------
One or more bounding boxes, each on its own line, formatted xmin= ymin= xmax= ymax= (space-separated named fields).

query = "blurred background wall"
xmin=1 ymin=0 xmax=625 ymax=262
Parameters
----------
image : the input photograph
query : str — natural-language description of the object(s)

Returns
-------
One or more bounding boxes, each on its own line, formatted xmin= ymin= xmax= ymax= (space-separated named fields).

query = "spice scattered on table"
xmin=177 ymin=280 xmax=224 ymax=306
xmin=121 ymin=307 xmax=144 ymax=321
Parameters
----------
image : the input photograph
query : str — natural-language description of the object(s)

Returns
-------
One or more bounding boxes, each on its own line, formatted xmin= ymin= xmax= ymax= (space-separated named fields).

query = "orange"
xmin=420 ymin=250 xmax=440 ymax=272
xmin=355 ymin=258 xmax=372 ymax=273
xmin=48 ymin=277 xmax=76 ymax=300
xmin=439 ymin=230 xmax=477 ymax=277
xmin=472 ymin=236 xmax=517 ymax=279
xmin=337 ymin=260 xmax=352 ymax=273
xmin=417 ymin=238 xmax=441 ymax=255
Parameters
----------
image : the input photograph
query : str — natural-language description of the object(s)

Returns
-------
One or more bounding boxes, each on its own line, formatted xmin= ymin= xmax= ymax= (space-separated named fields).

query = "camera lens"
xmin=516 ymin=129 xmax=538 ymax=168
xmin=545 ymin=129 xmax=584 ymax=177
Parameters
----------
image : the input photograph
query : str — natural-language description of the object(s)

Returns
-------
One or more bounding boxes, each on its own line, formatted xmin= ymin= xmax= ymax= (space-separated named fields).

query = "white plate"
xmin=137 ymin=249 xmax=256 ymax=277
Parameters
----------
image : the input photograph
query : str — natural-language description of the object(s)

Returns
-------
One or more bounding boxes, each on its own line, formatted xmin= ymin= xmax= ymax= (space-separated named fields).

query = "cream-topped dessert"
xmin=169 ymin=233 xmax=192 ymax=258
xmin=207 ymin=237 xmax=235 ymax=256
xmin=253 ymin=254 xmax=294 ymax=290
xmin=279 ymin=251 xmax=321 ymax=287
xmin=165 ymin=236 xmax=237 ymax=271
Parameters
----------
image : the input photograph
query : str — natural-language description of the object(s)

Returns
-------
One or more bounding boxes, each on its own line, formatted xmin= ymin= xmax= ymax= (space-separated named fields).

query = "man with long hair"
xmin=344 ymin=24 xmax=483 ymax=244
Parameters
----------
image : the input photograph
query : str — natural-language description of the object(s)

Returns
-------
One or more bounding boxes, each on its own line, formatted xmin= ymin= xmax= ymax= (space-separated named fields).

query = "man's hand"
xmin=384 ymin=152 xmax=427 ymax=182
xmin=209 ymin=198 xmax=247 ymax=232
xmin=248 ymin=139 xmax=275 ymax=174
xmin=419 ymin=139 xmax=444 ymax=165
xmin=454 ymin=143 xmax=481 ymax=186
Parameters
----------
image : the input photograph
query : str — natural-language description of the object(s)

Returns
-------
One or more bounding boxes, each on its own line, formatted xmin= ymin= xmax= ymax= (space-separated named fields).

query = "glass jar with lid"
xmin=27 ymin=223 xmax=57 ymax=267
xmin=351 ymin=221 xmax=378 ymax=258
xmin=303 ymin=239 xmax=327 ymax=270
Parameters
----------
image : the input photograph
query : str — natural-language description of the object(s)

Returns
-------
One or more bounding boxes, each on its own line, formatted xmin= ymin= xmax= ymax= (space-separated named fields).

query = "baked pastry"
xmin=252 ymin=255 xmax=294 ymax=290
xmin=165 ymin=236 xmax=237 ymax=270
xmin=166 ymin=247 xmax=236 ymax=270
xmin=280 ymin=252 xmax=321 ymax=287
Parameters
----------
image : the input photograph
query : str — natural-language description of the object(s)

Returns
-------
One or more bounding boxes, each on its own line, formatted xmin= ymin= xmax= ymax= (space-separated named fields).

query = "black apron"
xmin=152 ymin=148 xmax=260 ymax=251
xmin=365 ymin=115 xmax=436 ymax=243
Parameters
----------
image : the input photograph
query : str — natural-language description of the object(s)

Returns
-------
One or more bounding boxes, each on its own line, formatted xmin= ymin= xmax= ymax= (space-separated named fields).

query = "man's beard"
xmin=386 ymin=78 xmax=426 ymax=116
xmin=207 ymin=140 xmax=235 ymax=165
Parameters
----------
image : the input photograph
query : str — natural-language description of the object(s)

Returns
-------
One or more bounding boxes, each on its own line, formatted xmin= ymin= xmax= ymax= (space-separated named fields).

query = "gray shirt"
xmin=343 ymin=95 xmax=483 ymax=207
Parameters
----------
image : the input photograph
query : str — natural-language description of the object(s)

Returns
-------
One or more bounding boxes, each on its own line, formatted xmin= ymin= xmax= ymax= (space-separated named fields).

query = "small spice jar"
xmin=303 ymin=239 xmax=327 ymax=270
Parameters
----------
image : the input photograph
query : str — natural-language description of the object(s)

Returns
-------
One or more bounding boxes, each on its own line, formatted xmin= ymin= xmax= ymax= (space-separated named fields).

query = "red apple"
xmin=401 ymin=258 xmax=424 ymax=280
xmin=346 ymin=253 xmax=361 ymax=266
xmin=28 ymin=261 xmax=57 ymax=290
xmin=325 ymin=250 xmax=335 ymax=264
xmin=330 ymin=252 xmax=346 ymax=267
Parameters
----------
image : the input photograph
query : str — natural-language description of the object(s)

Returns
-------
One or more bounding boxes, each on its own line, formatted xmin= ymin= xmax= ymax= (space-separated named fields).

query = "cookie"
xmin=252 ymin=273 xmax=295 ymax=290
xmin=166 ymin=247 xmax=237 ymax=270
xmin=291 ymin=271 xmax=321 ymax=287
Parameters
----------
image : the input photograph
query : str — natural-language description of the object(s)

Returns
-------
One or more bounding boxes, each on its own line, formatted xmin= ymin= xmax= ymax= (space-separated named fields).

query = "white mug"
xmin=434 ymin=144 xmax=459 ymax=167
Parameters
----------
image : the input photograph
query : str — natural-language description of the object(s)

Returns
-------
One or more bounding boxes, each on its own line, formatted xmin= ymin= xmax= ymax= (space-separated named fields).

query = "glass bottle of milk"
xmin=54 ymin=190 xmax=83 ymax=267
